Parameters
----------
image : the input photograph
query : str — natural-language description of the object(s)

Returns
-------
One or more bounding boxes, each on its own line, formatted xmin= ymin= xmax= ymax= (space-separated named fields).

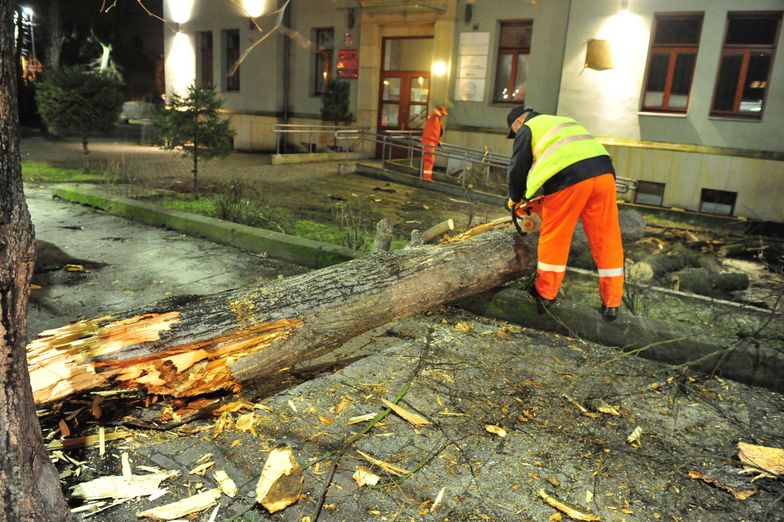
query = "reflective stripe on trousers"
xmin=422 ymin=141 xmax=436 ymax=180
xmin=534 ymin=173 xmax=625 ymax=307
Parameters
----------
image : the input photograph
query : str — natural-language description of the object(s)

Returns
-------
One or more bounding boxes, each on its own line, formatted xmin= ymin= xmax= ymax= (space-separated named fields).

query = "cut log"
xmin=372 ymin=218 xmax=393 ymax=252
xmin=669 ymin=268 xmax=750 ymax=297
xmin=420 ymin=218 xmax=455 ymax=244
xmin=27 ymin=230 xmax=536 ymax=404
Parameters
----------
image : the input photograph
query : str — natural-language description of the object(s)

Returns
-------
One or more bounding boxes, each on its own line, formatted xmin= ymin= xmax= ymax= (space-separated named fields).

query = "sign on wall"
xmin=455 ymin=32 xmax=489 ymax=102
xmin=337 ymin=49 xmax=359 ymax=79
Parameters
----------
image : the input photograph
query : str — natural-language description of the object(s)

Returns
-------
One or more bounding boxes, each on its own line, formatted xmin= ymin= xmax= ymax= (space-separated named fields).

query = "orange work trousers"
xmin=534 ymin=173 xmax=624 ymax=307
xmin=421 ymin=141 xmax=436 ymax=181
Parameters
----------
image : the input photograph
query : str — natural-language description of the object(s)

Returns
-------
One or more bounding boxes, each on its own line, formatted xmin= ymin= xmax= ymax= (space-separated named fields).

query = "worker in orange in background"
xmin=505 ymin=105 xmax=624 ymax=320
xmin=421 ymin=105 xmax=448 ymax=181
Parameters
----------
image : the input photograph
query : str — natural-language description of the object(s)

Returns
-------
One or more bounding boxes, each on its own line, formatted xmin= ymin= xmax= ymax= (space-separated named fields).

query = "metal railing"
xmin=273 ymin=124 xmax=638 ymax=195
xmin=271 ymin=124 xmax=368 ymax=154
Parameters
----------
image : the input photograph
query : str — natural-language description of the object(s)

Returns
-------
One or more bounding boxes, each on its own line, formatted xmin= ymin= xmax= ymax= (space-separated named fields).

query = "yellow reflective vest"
xmin=523 ymin=115 xmax=610 ymax=199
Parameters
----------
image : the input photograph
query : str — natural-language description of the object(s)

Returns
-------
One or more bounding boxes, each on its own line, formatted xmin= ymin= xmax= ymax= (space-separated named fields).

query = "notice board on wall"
xmin=455 ymin=32 xmax=489 ymax=102
xmin=337 ymin=48 xmax=359 ymax=79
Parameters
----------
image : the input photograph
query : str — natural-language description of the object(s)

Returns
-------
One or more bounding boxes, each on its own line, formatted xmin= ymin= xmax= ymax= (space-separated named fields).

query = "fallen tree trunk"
xmin=28 ymin=230 xmax=536 ymax=404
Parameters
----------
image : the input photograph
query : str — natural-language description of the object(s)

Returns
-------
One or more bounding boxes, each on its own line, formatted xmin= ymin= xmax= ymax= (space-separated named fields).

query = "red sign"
xmin=337 ymin=49 xmax=359 ymax=79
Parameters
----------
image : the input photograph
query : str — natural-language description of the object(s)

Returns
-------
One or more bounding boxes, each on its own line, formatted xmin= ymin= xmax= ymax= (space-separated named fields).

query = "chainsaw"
xmin=511 ymin=196 xmax=543 ymax=235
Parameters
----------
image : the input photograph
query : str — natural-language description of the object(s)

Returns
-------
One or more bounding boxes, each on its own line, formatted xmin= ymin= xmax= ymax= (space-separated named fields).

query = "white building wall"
xmin=557 ymin=0 xmax=784 ymax=153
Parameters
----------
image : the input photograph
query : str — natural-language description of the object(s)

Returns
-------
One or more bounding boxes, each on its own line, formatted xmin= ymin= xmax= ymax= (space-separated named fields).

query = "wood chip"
xmin=485 ymin=425 xmax=507 ymax=438
xmin=235 ymin=412 xmax=256 ymax=432
xmin=99 ymin=427 xmax=106 ymax=458
xmin=380 ymin=398 xmax=431 ymax=426
xmin=136 ymin=488 xmax=221 ymax=520
xmin=347 ymin=413 xmax=376 ymax=425
xmin=353 ymin=465 xmax=380 ymax=487
xmin=47 ymin=430 xmax=131 ymax=451
xmin=318 ymin=415 xmax=335 ymax=426
xmin=71 ymin=471 xmax=179 ymax=500
xmin=121 ymin=452 xmax=132 ymax=479
xmin=213 ymin=470 xmax=238 ymax=498
xmin=431 ymin=487 xmax=445 ymax=513
xmin=688 ymin=469 xmax=757 ymax=500
xmin=738 ymin=442 xmax=784 ymax=480
xmin=332 ymin=396 xmax=353 ymax=416
xmin=255 ymin=447 xmax=303 ymax=513
xmin=356 ymin=450 xmax=409 ymax=477
xmin=626 ymin=426 xmax=643 ymax=448
xmin=189 ymin=461 xmax=215 ymax=476
xmin=538 ymin=489 xmax=601 ymax=521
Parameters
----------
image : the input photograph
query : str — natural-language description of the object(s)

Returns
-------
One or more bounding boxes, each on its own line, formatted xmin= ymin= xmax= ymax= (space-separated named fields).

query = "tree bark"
xmin=28 ymin=231 xmax=536 ymax=405
xmin=0 ymin=3 xmax=73 ymax=519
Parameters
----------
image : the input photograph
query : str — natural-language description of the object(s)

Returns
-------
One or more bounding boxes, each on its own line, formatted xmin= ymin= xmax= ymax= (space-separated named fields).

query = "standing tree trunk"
xmin=0 ymin=4 xmax=73 ymax=520
xmin=45 ymin=0 xmax=63 ymax=71
xmin=81 ymin=133 xmax=90 ymax=171
xmin=192 ymin=123 xmax=199 ymax=198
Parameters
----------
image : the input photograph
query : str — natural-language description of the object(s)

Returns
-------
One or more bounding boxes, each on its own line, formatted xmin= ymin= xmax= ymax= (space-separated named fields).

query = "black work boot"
xmin=528 ymin=285 xmax=556 ymax=315
xmin=600 ymin=305 xmax=618 ymax=321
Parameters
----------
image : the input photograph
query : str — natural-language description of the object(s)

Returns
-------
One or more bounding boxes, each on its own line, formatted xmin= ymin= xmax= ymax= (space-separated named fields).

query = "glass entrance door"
xmin=377 ymin=37 xmax=433 ymax=158
xmin=379 ymin=73 xmax=430 ymax=131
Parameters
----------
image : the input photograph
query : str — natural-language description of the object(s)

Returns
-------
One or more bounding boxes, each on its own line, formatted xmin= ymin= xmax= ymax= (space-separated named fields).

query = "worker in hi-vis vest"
xmin=505 ymin=106 xmax=624 ymax=320
xmin=420 ymin=106 xmax=448 ymax=181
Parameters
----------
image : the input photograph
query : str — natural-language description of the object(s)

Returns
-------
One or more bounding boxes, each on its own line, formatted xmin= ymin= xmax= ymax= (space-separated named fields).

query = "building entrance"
xmin=377 ymin=37 xmax=433 ymax=157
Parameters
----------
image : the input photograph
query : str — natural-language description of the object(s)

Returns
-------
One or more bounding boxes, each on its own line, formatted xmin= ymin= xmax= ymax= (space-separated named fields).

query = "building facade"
xmin=163 ymin=0 xmax=784 ymax=223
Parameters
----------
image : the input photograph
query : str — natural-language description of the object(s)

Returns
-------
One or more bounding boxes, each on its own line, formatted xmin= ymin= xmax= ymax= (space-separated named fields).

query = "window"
xmin=641 ymin=14 xmax=703 ymax=112
xmin=700 ymin=188 xmax=737 ymax=216
xmin=223 ymin=29 xmax=240 ymax=91
xmin=197 ymin=31 xmax=213 ymax=88
xmin=634 ymin=181 xmax=666 ymax=206
xmin=712 ymin=12 xmax=782 ymax=117
xmin=494 ymin=21 xmax=533 ymax=103
xmin=314 ymin=28 xmax=334 ymax=95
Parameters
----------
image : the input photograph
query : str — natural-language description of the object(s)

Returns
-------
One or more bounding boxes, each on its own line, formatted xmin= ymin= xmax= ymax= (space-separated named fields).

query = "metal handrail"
xmin=271 ymin=123 xmax=368 ymax=154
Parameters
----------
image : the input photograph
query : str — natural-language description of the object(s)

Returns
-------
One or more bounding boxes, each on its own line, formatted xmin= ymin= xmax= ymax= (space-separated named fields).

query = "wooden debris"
xmin=235 ymin=412 xmax=256 ymax=432
xmin=47 ymin=430 xmax=131 ymax=451
xmin=255 ymin=447 xmax=304 ymax=513
xmin=431 ymin=487 xmax=445 ymax=513
xmin=627 ymin=426 xmax=643 ymax=449
xmin=213 ymin=470 xmax=238 ymax=498
xmin=189 ymin=460 xmax=215 ymax=476
xmin=332 ymin=395 xmax=353 ymax=416
xmin=356 ymin=449 xmax=409 ymax=477
xmin=71 ymin=470 xmax=179 ymax=500
xmin=563 ymin=395 xmax=600 ymax=419
xmin=537 ymin=489 xmax=601 ymax=521
xmin=484 ymin=424 xmax=507 ymax=438
xmin=353 ymin=465 xmax=381 ymax=487
xmin=348 ymin=413 xmax=377 ymax=425
xmin=738 ymin=442 xmax=784 ymax=480
xmin=99 ymin=427 xmax=106 ymax=458
xmin=420 ymin=219 xmax=455 ymax=244
xmin=380 ymin=398 xmax=431 ymax=426
xmin=136 ymin=488 xmax=221 ymax=521
xmin=688 ymin=469 xmax=757 ymax=500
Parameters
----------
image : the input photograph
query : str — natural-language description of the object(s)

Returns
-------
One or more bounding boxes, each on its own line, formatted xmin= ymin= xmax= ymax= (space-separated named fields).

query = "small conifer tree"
xmin=155 ymin=85 xmax=236 ymax=198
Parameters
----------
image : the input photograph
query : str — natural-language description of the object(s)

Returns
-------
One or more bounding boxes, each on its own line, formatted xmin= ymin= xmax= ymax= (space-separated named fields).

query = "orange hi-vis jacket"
xmin=421 ymin=109 xmax=445 ymax=146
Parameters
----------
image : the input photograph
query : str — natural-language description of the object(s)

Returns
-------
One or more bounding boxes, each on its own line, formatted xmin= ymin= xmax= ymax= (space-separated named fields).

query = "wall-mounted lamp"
xmin=585 ymin=39 xmax=614 ymax=69
xmin=432 ymin=60 xmax=448 ymax=76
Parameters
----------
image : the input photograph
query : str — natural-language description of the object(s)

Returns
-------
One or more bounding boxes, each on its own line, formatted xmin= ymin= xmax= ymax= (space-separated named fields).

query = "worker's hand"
xmin=506 ymin=198 xmax=519 ymax=211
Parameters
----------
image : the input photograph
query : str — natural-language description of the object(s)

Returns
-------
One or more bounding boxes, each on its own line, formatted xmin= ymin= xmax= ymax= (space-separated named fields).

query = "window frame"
xmin=634 ymin=181 xmax=666 ymax=206
xmin=197 ymin=31 xmax=213 ymax=89
xmin=710 ymin=11 xmax=782 ymax=119
xmin=223 ymin=29 xmax=240 ymax=92
xmin=640 ymin=13 xmax=704 ymax=114
xmin=493 ymin=20 xmax=533 ymax=104
xmin=313 ymin=27 xmax=335 ymax=96
xmin=699 ymin=188 xmax=737 ymax=216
